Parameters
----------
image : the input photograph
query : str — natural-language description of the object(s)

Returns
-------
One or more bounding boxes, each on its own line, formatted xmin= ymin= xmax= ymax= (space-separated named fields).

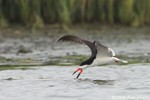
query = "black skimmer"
xmin=58 ymin=35 xmax=128 ymax=79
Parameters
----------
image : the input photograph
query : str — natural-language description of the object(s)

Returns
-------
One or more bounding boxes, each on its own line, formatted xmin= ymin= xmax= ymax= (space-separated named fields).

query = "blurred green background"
xmin=0 ymin=0 xmax=150 ymax=29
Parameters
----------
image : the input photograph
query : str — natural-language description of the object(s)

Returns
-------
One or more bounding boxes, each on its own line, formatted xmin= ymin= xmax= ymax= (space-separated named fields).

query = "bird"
xmin=57 ymin=35 xmax=128 ymax=79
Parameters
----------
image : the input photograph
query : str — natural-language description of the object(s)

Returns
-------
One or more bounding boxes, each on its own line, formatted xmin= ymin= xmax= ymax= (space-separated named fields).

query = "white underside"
xmin=80 ymin=57 xmax=115 ymax=69
xmin=80 ymin=57 xmax=128 ymax=69
xmin=91 ymin=57 xmax=115 ymax=66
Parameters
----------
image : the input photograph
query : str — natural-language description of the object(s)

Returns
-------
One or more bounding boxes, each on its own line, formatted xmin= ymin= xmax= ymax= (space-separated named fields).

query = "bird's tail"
xmin=120 ymin=60 xmax=128 ymax=64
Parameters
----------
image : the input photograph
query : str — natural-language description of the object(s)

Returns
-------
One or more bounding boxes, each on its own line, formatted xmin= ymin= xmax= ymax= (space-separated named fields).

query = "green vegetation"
xmin=44 ymin=55 xmax=89 ymax=66
xmin=0 ymin=0 xmax=150 ymax=29
xmin=0 ymin=54 xmax=149 ymax=70
xmin=45 ymin=54 xmax=150 ymax=66
xmin=0 ymin=65 xmax=35 ymax=71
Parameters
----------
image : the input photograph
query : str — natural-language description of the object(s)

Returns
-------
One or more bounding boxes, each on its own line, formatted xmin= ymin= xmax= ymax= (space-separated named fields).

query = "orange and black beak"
xmin=72 ymin=68 xmax=83 ymax=79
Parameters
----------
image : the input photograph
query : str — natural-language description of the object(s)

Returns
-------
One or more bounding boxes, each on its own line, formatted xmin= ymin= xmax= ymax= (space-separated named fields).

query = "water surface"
xmin=0 ymin=64 xmax=150 ymax=100
xmin=0 ymin=28 xmax=150 ymax=100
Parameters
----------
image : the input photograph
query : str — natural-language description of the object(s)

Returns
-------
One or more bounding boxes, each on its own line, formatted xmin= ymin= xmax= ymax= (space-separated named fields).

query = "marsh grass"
xmin=0 ymin=0 xmax=150 ymax=29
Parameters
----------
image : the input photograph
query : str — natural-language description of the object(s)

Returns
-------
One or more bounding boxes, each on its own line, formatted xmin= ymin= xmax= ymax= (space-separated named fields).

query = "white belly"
xmin=91 ymin=57 xmax=114 ymax=66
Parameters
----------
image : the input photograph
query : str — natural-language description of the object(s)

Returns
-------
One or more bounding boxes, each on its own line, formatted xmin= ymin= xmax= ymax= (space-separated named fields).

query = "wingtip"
xmin=57 ymin=35 xmax=81 ymax=43
xmin=57 ymin=38 xmax=61 ymax=42
xmin=57 ymin=35 xmax=68 ymax=42
xmin=57 ymin=36 xmax=66 ymax=42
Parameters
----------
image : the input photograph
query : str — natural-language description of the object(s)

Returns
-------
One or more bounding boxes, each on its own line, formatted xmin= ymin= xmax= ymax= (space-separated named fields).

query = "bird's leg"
xmin=72 ymin=68 xmax=83 ymax=79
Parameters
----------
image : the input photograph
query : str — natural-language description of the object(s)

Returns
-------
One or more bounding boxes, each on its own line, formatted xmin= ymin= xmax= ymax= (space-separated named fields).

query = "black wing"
xmin=58 ymin=35 xmax=97 ymax=66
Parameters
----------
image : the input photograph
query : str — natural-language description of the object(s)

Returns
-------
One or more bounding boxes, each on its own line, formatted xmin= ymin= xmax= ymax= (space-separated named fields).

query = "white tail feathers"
xmin=120 ymin=60 xmax=128 ymax=64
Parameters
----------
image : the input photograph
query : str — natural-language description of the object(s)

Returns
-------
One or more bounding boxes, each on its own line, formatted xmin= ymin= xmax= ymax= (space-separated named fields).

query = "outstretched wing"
xmin=58 ymin=35 xmax=97 ymax=65
xmin=93 ymin=41 xmax=115 ymax=57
